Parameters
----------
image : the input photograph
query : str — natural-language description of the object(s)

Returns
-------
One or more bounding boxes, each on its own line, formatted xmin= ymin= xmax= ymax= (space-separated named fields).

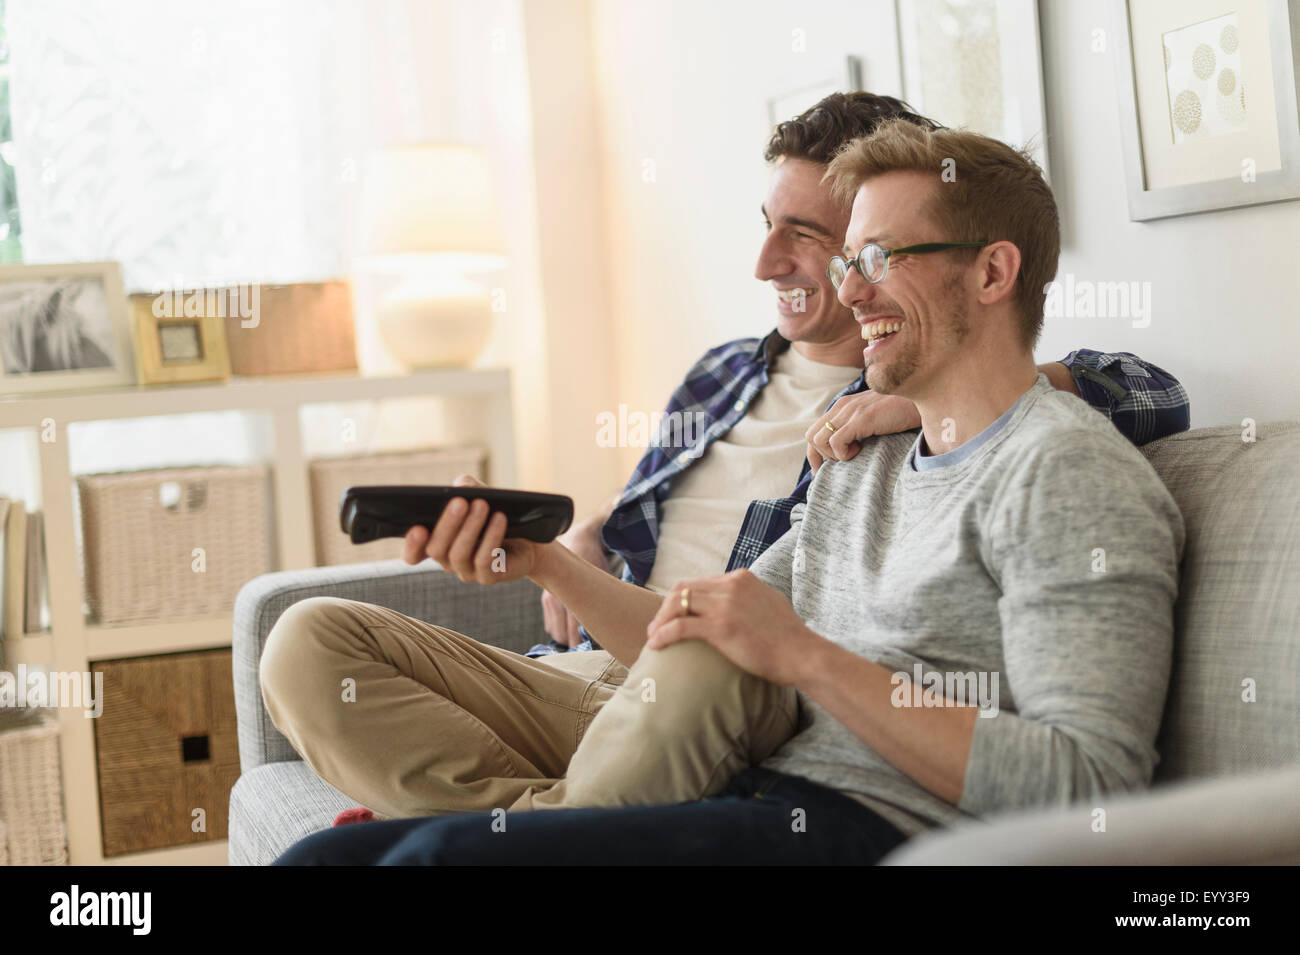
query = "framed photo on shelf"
xmin=895 ymin=0 xmax=1050 ymax=178
xmin=0 ymin=261 xmax=135 ymax=396
xmin=130 ymin=294 xmax=232 ymax=386
xmin=1113 ymin=0 xmax=1300 ymax=220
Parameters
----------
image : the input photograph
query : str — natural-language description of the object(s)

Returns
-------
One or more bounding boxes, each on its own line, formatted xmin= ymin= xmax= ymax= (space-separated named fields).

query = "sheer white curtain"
xmin=11 ymin=0 xmax=346 ymax=289
xmin=5 ymin=0 xmax=506 ymax=293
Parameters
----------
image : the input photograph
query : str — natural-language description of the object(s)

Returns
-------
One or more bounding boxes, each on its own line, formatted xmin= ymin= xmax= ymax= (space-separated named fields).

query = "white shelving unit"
xmin=0 ymin=368 xmax=515 ymax=865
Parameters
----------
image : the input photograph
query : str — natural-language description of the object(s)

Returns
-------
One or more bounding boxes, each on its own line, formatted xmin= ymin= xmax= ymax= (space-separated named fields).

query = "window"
xmin=0 ymin=0 xmax=22 ymax=263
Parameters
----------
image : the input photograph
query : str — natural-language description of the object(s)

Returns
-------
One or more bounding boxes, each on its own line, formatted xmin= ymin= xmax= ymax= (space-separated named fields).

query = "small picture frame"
xmin=130 ymin=294 xmax=231 ymax=385
xmin=0 ymin=261 xmax=136 ymax=396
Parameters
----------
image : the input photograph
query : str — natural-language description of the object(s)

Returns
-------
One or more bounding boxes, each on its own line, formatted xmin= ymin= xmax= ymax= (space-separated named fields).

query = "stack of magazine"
xmin=0 ymin=497 xmax=50 ymax=669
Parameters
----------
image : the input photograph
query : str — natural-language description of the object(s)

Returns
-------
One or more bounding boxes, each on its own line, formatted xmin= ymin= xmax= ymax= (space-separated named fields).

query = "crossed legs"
xmin=259 ymin=596 xmax=798 ymax=819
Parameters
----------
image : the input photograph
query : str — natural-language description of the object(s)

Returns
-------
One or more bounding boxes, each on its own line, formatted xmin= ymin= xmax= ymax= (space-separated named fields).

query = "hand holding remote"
xmin=403 ymin=475 xmax=551 ymax=585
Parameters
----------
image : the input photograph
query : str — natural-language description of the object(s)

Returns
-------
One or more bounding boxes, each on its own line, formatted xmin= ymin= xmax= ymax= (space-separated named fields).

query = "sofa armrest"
xmin=232 ymin=559 xmax=545 ymax=772
xmin=881 ymin=765 xmax=1300 ymax=865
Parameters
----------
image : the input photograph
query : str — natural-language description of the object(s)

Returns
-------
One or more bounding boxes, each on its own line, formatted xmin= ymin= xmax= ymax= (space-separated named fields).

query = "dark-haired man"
xmin=261 ymin=93 xmax=1189 ymax=832
xmin=273 ymin=120 xmax=1183 ymax=865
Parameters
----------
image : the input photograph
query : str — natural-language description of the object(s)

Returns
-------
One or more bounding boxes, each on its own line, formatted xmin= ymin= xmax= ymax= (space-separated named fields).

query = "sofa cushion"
xmin=1139 ymin=423 xmax=1300 ymax=781
xmin=227 ymin=761 xmax=355 ymax=865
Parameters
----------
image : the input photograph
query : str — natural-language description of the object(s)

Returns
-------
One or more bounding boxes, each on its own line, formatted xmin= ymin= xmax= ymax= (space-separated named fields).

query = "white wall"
xmin=584 ymin=0 xmax=1300 ymax=485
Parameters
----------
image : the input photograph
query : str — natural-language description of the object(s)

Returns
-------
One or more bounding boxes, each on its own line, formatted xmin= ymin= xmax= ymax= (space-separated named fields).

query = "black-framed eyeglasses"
xmin=826 ymin=241 xmax=989 ymax=289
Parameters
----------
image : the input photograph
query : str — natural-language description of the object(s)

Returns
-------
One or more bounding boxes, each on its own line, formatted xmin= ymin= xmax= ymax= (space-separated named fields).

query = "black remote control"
xmin=339 ymin=485 xmax=575 ymax=545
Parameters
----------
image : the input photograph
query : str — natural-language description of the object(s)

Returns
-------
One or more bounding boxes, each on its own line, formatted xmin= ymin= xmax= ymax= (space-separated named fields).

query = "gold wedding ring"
xmin=823 ymin=421 xmax=837 ymax=434
xmin=680 ymin=588 xmax=692 ymax=615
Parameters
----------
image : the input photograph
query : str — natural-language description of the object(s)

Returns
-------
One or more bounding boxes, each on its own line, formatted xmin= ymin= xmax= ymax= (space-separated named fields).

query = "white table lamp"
xmin=358 ymin=144 xmax=506 ymax=368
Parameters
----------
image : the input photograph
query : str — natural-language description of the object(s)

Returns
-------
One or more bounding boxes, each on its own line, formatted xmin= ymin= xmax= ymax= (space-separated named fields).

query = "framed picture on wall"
xmin=0 ymin=261 xmax=135 ymax=396
xmin=1113 ymin=0 xmax=1300 ymax=220
xmin=895 ymin=0 xmax=1050 ymax=177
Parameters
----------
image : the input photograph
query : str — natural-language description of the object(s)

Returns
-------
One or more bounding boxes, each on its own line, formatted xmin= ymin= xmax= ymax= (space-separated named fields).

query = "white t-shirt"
xmin=644 ymin=345 xmax=859 ymax=595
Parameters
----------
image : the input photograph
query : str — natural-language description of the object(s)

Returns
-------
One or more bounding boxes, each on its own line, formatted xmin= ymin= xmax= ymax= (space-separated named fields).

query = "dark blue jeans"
xmin=273 ymin=768 xmax=908 ymax=865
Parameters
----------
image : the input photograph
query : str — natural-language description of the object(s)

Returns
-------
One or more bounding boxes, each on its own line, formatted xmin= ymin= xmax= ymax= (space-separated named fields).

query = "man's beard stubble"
xmin=866 ymin=269 xmax=969 ymax=395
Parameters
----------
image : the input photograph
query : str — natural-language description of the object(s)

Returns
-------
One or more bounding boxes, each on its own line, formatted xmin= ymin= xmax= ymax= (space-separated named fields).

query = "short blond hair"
xmin=826 ymin=119 xmax=1059 ymax=347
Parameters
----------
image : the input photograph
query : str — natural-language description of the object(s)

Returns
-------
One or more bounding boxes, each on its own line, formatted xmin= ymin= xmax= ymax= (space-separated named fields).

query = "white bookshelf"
xmin=0 ymin=368 xmax=516 ymax=865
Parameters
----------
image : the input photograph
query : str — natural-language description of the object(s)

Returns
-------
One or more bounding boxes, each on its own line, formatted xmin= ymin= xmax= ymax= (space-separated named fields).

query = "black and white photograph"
xmin=0 ymin=262 xmax=134 ymax=394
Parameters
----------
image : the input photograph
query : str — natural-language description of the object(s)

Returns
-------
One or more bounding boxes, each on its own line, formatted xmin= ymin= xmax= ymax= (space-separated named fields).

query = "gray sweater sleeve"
xmin=958 ymin=429 xmax=1186 ymax=816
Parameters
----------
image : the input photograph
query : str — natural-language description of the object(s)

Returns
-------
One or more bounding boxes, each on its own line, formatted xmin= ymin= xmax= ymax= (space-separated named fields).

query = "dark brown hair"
xmin=827 ymin=119 xmax=1060 ymax=348
xmin=765 ymin=91 xmax=942 ymax=165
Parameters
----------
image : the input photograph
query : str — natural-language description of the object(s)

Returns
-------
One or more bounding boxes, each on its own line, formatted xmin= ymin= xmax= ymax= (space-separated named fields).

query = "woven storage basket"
xmin=221 ymin=282 xmax=357 ymax=376
xmin=0 ymin=716 xmax=68 ymax=865
xmin=310 ymin=447 xmax=486 ymax=565
xmin=93 ymin=649 xmax=239 ymax=855
xmin=79 ymin=465 xmax=271 ymax=625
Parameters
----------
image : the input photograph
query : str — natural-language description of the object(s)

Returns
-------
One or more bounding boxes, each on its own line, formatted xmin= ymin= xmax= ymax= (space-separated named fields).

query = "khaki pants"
xmin=259 ymin=596 xmax=798 ymax=819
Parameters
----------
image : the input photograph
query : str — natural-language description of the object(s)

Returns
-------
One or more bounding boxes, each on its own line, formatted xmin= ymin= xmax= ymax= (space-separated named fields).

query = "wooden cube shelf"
xmin=92 ymin=648 xmax=239 ymax=856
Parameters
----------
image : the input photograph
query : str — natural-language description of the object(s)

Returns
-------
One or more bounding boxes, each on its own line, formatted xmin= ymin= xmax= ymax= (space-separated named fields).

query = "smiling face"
xmin=753 ymin=158 xmax=861 ymax=364
xmin=836 ymin=170 xmax=973 ymax=398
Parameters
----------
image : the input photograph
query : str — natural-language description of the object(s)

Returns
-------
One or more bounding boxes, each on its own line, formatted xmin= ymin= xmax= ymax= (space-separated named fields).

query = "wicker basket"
xmin=78 ymin=466 xmax=271 ymax=625
xmin=310 ymin=447 xmax=486 ymax=565
xmin=0 ymin=716 xmax=69 ymax=865
xmin=222 ymin=282 xmax=357 ymax=376
xmin=93 ymin=649 xmax=239 ymax=855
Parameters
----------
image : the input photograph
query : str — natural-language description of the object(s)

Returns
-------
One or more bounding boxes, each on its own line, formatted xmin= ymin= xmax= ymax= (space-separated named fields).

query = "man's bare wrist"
xmin=529 ymin=541 xmax=568 ymax=591
xmin=791 ymin=627 xmax=841 ymax=693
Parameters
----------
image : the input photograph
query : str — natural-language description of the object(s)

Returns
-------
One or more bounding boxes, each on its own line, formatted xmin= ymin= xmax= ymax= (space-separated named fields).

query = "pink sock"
xmin=333 ymin=807 xmax=375 ymax=826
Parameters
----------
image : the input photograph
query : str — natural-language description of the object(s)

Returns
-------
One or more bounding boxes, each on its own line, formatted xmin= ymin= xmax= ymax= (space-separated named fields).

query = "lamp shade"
xmin=359 ymin=144 xmax=505 ymax=265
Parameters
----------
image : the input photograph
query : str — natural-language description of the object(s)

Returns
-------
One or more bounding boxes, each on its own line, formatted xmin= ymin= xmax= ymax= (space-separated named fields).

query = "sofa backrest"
xmin=1139 ymin=422 xmax=1300 ymax=783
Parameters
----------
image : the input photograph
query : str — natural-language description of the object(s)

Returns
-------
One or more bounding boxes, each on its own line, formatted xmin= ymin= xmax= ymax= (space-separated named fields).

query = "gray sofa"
xmin=228 ymin=423 xmax=1300 ymax=865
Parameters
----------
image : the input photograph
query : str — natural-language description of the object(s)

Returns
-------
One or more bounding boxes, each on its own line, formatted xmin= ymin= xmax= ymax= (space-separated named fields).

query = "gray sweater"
xmin=752 ymin=375 xmax=1185 ymax=837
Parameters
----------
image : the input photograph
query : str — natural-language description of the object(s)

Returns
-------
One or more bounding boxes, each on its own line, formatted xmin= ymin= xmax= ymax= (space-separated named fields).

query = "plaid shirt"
xmin=526 ymin=331 xmax=1190 ymax=657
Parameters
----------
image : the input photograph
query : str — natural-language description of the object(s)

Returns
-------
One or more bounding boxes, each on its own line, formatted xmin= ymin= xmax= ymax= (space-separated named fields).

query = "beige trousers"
xmin=258 ymin=596 xmax=798 ymax=819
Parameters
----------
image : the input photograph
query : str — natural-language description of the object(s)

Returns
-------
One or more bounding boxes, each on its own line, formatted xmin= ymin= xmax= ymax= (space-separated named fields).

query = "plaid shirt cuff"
xmin=1059 ymin=348 xmax=1191 ymax=446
